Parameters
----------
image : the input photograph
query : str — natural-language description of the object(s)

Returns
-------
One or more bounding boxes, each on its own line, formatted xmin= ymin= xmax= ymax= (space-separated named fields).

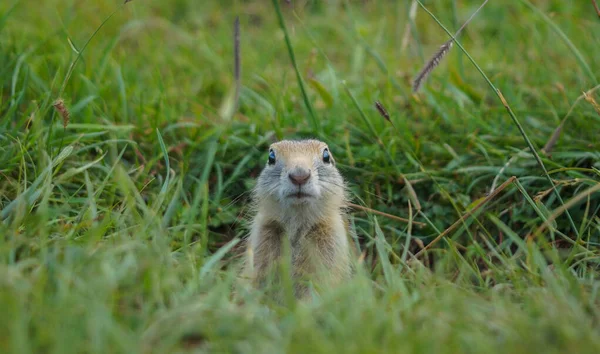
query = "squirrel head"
xmin=254 ymin=139 xmax=347 ymax=219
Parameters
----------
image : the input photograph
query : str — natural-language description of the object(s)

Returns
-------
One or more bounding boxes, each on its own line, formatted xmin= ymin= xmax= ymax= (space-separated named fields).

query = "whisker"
xmin=221 ymin=190 xmax=252 ymax=211
xmin=261 ymin=183 xmax=280 ymax=198
xmin=319 ymin=184 xmax=336 ymax=195
xmin=319 ymin=178 xmax=346 ymax=189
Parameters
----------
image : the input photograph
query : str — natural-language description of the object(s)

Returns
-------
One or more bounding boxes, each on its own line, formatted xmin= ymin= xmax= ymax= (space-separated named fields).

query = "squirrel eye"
xmin=322 ymin=148 xmax=331 ymax=164
xmin=268 ymin=149 xmax=276 ymax=165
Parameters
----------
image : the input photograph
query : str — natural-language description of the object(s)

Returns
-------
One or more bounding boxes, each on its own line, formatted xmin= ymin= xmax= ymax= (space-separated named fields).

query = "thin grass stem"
xmin=271 ymin=0 xmax=320 ymax=134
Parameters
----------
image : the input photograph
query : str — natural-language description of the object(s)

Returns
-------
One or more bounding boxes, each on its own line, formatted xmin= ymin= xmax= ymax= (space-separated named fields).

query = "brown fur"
xmin=244 ymin=139 xmax=354 ymax=299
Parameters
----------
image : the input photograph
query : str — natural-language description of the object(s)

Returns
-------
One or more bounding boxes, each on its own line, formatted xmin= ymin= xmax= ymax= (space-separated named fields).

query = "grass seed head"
xmin=412 ymin=39 xmax=453 ymax=93
xmin=583 ymin=91 xmax=600 ymax=116
xmin=53 ymin=98 xmax=70 ymax=129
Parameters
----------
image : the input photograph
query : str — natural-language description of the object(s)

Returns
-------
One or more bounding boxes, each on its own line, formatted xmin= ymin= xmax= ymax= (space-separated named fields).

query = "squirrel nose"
xmin=288 ymin=168 xmax=311 ymax=186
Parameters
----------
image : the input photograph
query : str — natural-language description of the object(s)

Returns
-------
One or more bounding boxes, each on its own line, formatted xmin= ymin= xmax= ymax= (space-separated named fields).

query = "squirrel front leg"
xmin=247 ymin=219 xmax=285 ymax=288
xmin=292 ymin=221 xmax=352 ymax=298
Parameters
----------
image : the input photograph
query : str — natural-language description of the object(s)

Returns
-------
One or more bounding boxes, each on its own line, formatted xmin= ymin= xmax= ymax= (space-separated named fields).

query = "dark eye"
xmin=322 ymin=148 xmax=331 ymax=164
xmin=268 ymin=149 xmax=276 ymax=165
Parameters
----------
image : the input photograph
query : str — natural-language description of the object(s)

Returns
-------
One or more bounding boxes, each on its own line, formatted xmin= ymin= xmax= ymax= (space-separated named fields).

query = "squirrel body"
xmin=245 ymin=139 xmax=352 ymax=298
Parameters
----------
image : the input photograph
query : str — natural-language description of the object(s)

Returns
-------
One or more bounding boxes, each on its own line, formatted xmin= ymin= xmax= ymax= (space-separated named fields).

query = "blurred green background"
xmin=1 ymin=0 xmax=599 ymax=353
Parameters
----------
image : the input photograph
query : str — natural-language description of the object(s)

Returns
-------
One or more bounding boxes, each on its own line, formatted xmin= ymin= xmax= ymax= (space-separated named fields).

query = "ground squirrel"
xmin=245 ymin=139 xmax=353 ymax=299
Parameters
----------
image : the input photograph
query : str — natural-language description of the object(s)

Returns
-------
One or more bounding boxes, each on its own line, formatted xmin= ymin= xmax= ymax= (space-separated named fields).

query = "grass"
xmin=1 ymin=0 xmax=600 ymax=353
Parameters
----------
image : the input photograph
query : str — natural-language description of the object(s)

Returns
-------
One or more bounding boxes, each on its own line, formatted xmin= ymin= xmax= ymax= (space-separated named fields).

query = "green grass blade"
xmin=519 ymin=0 xmax=598 ymax=84
xmin=271 ymin=0 xmax=320 ymax=134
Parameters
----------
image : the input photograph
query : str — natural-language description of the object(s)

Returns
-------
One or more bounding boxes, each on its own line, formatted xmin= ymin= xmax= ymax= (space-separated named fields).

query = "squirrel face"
xmin=255 ymin=139 xmax=345 ymax=209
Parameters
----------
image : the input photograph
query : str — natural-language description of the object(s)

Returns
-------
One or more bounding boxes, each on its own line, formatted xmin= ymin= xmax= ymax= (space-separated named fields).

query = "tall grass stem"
xmin=415 ymin=0 xmax=580 ymax=237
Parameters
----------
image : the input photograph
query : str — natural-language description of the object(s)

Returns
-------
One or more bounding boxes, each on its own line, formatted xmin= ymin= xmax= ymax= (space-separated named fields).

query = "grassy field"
xmin=1 ymin=0 xmax=600 ymax=352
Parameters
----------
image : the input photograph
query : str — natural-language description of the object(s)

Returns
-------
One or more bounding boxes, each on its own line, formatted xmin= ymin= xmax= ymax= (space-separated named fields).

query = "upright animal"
xmin=244 ymin=139 xmax=353 ymax=299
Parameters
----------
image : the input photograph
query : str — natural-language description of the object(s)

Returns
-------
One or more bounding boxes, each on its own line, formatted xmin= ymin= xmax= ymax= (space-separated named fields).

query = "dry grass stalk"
xmin=347 ymin=202 xmax=426 ymax=228
xmin=401 ymin=0 xmax=418 ymax=51
xmin=531 ymin=182 xmax=600 ymax=239
xmin=583 ymin=91 xmax=600 ymax=116
xmin=543 ymin=85 xmax=600 ymax=154
xmin=25 ymin=111 xmax=35 ymax=130
xmin=403 ymin=177 xmax=422 ymax=211
xmin=593 ymin=0 xmax=600 ymax=17
xmin=53 ymin=99 xmax=70 ymax=129
xmin=542 ymin=122 xmax=564 ymax=155
xmin=414 ymin=176 xmax=516 ymax=258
